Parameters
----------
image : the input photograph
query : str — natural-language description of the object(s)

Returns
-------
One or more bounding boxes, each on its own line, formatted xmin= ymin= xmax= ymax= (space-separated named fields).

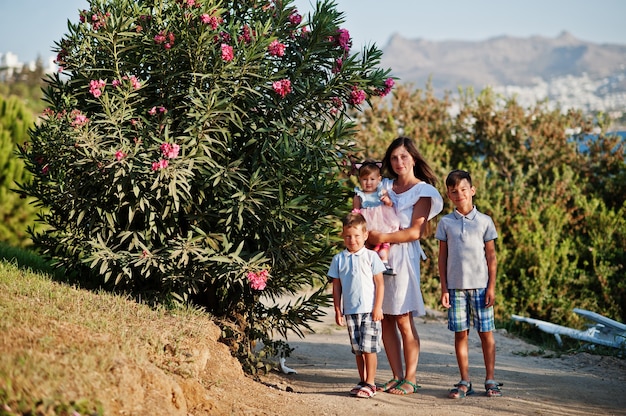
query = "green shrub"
xmin=16 ymin=0 xmax=392 ymax=373
xmin=0 ymin=95 xmax=41 ymax=247
xmin=356 ymin=84 xmax=625 ymax=326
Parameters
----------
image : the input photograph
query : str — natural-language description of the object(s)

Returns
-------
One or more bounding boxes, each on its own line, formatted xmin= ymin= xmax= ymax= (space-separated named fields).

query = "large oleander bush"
xmin=16 ymin=0 xmax=393 ymax=372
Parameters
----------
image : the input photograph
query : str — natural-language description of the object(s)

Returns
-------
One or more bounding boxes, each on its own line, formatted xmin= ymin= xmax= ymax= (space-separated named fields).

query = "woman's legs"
xmin=382 ymin=313 xmax=421 ymax=392
xmin=396 ymin=312 xmax=419 ymax=382
xmin=401 ymin=312 xmax=420 ymax=382
xmin=381 ymin=315 xmax=403 ymax=380
xmin=387 ymin=312 xmax=421 ymax=395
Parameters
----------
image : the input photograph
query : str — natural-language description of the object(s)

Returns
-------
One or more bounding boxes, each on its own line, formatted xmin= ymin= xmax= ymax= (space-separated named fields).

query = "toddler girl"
xmin=352 ymin=160 xmax=400 ymax=275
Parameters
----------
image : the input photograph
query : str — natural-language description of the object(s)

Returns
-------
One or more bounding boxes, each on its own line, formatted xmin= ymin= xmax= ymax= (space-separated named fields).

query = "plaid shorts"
xmin=345 ymin=313 xmax=381 ymax=354
xmin=447 ymin=288 xmax=495 ymax=333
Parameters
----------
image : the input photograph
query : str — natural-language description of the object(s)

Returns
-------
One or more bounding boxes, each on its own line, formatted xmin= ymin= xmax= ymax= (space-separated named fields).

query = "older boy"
xmin=328 ymin=212 xmax=386 ymax=398
xmin=435 ymin=170 xmax=502 ymax=398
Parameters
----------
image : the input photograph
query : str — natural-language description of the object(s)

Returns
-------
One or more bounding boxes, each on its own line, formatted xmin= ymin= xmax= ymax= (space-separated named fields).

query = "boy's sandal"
xmin=376 ymin=378 xmax=400 ymax=392
xmin=355 ymin=383 xmax=377 ymax=398
xmin=449 ymin=380 xmax=474 ymax=399
xmin=349 ymin=381 xmax=367 ymax=396
xmin=389 ymin=379 xmax=420 ymax=395
xmin=485 ymin=380 xmax=503 ymax=397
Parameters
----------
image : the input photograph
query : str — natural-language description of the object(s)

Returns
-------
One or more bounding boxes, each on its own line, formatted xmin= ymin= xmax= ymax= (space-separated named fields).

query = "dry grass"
xmin=0 ymin=260 xmax=296 ymax=416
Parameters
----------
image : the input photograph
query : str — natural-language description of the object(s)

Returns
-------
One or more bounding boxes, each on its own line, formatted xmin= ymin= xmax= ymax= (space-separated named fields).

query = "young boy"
xmin=328 ymin=212 xmax=386 ymax=399
xmin=435 ymin=170 xmax=502 ymax=398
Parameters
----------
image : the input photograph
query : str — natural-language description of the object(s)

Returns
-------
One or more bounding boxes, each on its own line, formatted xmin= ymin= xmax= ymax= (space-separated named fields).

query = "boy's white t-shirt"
xmin=328 ymin=246 xmax=386 ymax=315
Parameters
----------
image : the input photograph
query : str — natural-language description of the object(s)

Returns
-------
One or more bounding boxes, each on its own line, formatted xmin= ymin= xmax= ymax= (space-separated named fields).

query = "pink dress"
xmin=354 ymin=184 xmax=400 ymax=234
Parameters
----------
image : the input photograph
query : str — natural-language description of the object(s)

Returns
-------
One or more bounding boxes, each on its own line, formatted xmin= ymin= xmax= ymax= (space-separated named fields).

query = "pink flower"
xmin=218 ymin=31 xmax=232 ymax=43
xmin=272 ymin=79 xmax=292 ymax=98
xmin=155 ymin=31 xmax=175 ymax=49
xmin=129 ymin=75 xmax=141 ymax=89
xmin=335 ymin=28 xmax=351 ymax=52
xmin=221 ymin=43 xmax=234 ymax=61
xmin=381 ymin=77 xmax=395 ymax=96
xmin=289 ymin=11 xmax=302 ymax=25
xmin=372 ymin=78 xmax=395 ymax=97
xmin=112 ymin=79 xmax=121 ymax=88
xmin=151 ymin=159 xmax=169 ymax=171
xmin=154 ymin=32 xmax=166 ymax=44
xmin=160 ymin=142 xmax=180 ymax=159
xmin=201 ymin=13 xmax=222 ymax=30
xmin=348 ymin=85 xmax=366 ymax=105
xmin=268 ymin=40 xmax=286 ymax=57
xmin=148 ymin=105 xmax=166 ymax=115
xmin=115 ymin=150 xmax=126 ymax=161
xmin=332 ymin=57 xmax=343 ymax=74
xmin=87 ymin=12 xmax=108 ymax=31
xmin=71 ymin=111 xmax=89 ymax=128
xmin=247 ymin=270 xmax=268 ymax=291
xmin=239 ymin=25 xmax=253 ymax=44
xmin=330 ymin=96 xmax=343 ymax=115
xmin=89 ymin=79 xmax=106 ymax=97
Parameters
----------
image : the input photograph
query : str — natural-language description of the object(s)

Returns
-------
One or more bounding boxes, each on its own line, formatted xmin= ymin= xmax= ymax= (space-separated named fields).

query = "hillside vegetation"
xmin=0 ymin=259 xmax=303 ymax=415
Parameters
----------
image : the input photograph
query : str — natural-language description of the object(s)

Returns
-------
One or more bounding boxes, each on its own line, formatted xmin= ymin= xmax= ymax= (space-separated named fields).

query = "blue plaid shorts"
xmin=447 ymin=288 xmax=495 ymax=333
xmin=345 ymin=313 xmax=381 ymax=354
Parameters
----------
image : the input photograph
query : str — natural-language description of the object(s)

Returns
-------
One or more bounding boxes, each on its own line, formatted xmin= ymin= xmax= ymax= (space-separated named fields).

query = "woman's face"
xmin=389 ymin=145 xmax=415 ymax=176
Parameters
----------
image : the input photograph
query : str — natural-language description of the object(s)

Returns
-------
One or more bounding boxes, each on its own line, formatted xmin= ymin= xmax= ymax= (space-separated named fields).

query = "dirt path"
xmin=259 ymin=304 xmax=626 ymax=416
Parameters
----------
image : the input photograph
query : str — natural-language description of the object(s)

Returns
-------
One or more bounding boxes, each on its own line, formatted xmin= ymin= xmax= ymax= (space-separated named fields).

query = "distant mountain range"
xmin=380 ymin=31 xmax=626 ymax=113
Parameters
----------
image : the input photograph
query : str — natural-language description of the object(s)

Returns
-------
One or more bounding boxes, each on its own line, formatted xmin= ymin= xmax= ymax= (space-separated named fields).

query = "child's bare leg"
xmin=355 ymin=352 xmax=366 ymax=382
xmin=362 ymin=351 xmax=377 ymax=386
xmin=454 ymin=330 xmax=470 ymax=382
xmin=448 ymin=330 xmax=471 ymax=398
xmin=478 ymin=331 xmax=496 ymax=381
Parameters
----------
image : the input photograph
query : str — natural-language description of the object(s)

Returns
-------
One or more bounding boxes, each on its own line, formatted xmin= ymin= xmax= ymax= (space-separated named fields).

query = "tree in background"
xmin=0 ymin=95 xmax=41 ymax=247
xmin=355 ymin=84 xmax=625 ymax=326
xmin=16 ymin=0 xmax=392 ymax=373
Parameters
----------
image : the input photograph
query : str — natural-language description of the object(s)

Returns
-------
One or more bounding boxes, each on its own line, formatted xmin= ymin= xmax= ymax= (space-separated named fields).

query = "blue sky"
xmin=1 ymin=0 xmax=625 ymax=63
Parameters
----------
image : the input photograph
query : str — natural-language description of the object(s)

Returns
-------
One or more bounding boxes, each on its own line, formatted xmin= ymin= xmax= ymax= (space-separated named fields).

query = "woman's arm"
xmin=353 ymin=194 xmax=362 ymax=211
xmin=368 ymin=197 xmax=432 ymax=245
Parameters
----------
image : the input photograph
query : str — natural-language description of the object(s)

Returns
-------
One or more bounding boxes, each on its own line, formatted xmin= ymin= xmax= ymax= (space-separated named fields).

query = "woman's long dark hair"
xmin=382 ymin=137 xmax=438 ymax=186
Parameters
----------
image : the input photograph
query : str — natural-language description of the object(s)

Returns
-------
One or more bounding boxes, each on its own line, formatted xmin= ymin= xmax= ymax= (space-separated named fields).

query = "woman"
xmin=367 ymin=137 xmax=443 ymax=395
